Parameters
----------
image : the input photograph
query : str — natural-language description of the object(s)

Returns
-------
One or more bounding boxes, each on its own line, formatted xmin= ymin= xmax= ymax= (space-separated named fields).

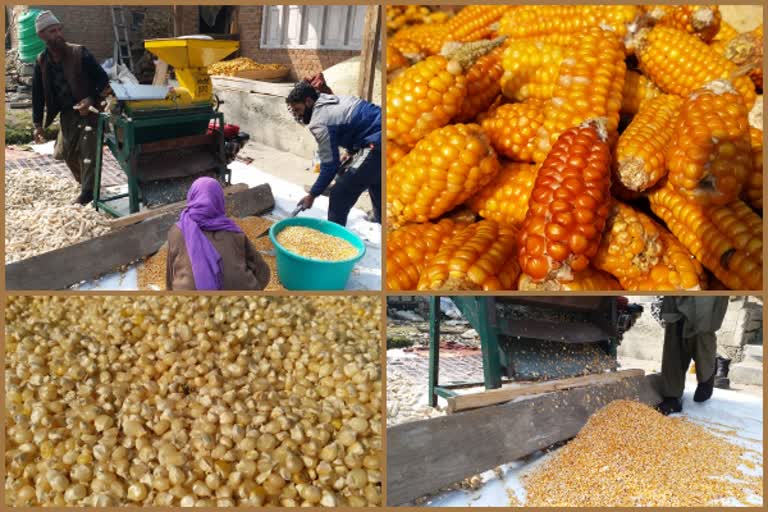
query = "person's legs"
xmin=366 ymin=180 xmax=382 ymax=223
xmin=57 ymin=110 xmax=82 ymax=184
xmin=328 ymin=146 xmax=379 ymax=226
xmin=658 ymin=320 xmax=690 ymax=414
xmin=692 ymin=331 xmax=717 ymax=402
xmin=76 ymin=115 xmax=98 ymax=197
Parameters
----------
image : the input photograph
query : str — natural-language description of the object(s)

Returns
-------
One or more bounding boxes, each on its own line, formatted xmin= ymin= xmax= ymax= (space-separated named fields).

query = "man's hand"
xmin=299 ymin=194 xmax=315 ymax=210
xmin=33 ymin=126 xmax=45 ymax=144
xmin=74 ymin=97 xmax=94 ymax=117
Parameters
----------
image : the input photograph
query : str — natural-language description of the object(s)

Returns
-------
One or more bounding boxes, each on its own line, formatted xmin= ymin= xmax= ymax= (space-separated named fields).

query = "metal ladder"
xmin=110 ymin=6 xmax=134 ymax=73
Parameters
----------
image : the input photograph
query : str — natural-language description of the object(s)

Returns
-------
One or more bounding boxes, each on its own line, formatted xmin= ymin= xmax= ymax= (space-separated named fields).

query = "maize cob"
xmin=649 ymin=183 xmax=762 ymax=290
xmin=518 ymin=120 xmax=612 ymax=283
xmin=480 ymin=99 xmax=545 ymax=162
xmin=454 ymin=46 xmax=505 ymax=123
xmin=387 ymin=5 xmax=434 ymax=32
xmin=533 ymin=28 xmax=626 ymax=163
xmin=500 ymin=40 xmax=566 ymax=102
xmin=633 ymin=25 xmax=757 ymax=106
xmin=645 ymin=5 xmax=721 ymax=43
xmin=387 ymin=46 xmax=410 ymax=74
xmin=207 ymin=58 xmax=286 ymax=76
xmin=723 ymin=25 xmax=763 ymax=91
xmin=386 ymin=38 xmax=505 ymax=149
xmin=386 ymin=219 xmax=464 ymax=290
xmin=467 ymin=162 xmax=539 ymax=227
xmin=441 ymin=205 xmax=479 ymax=225
xmin=386 ymin=140 xmax=408 ymax=169
xmin=615 ymin=94 xmax=684 ymax=191
xmin=593 ymin=202 xmax=705 ymax=290
xmin=497 ymin=5 xmax=642 ymax=41
xmin=442 ymin=5 xmax=511 ymax=44
xmin=387 ymin=124 xmax=500 ymax=228
xmin=391 ymin=23 xmax=447 ymax=56
xmin=744 ymin=126 xmax=762 ymax=210
xmin=417 ymin=220 xmax=520 ymax=291
xmin=519 ymin=266 xmax=622 ymax=291
xmin=620 ymin=70 xmax=662 ymax=115
xmin=666 ymin=80 xmax=752 ymax=206
xmin=712 ymin=20 xmax=739 ymax=43
xmin=388 ymin=38 xmax=425 ymax=60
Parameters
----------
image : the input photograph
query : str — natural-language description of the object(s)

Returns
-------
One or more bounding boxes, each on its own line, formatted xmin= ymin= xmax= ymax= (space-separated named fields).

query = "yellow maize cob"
xmin=388 ymin=38 xmax=425 ymax=60
xmin=594 ymin=202 xmax=705 ymax=290
xmin=386 ymin=38 xmax=505 ymax=149
xmin=443 ymin=5 xmax=512 ymax=44
xmin=744 ymin=126 xmax=762 ymax=210
xmin=386 ymin=219 xmax=464 ymax=290
xmin=633 ymin=25 xmax=757 ymax=106
xmin=620 ymin=70 xmax=663 ymax=115
xmin=480 ymin=99 xmax=545 ymax=162
xmin=386 ymin=140 xmax=408 ymax=170
xmin=666 ymin=80 xmax=752 ymax=206
xmin=391 ymin=23 xmax=447 ymax=56
xmin=454 ymin=46 xmax=505 ymax=123
xmin=387 ymin=124 xmax=501 ymax=228
xmin=417 ymin=220 xmax=520 ymax=291
xmin=723 ymin=25 xmax=763 ymax=91
xmin=387 ymin=45 xmax=410 ymax=74
xmin=712 ymin=20 xmax=739 ymax=43
xmin=498 ymin=5 xmax=641 ymax=41
xmin=519 ymin=266 xmax=622 ymax=291
xmin=533 ymin=28 xmax=626 ymax=163
xmin=387 ymin=5 xmax=434 ymax=33
xmin=615 ymin=94 xmax=684 ymax=191
xmin=467 ymin=162 xmax=539 ymax=227
xmin=649 ymin=183 xmax=762 ymax=290
xmin=500 ymin=40 xmax=565 ymax=102
xmin=645 ymin=5 xmax=721 ymax=43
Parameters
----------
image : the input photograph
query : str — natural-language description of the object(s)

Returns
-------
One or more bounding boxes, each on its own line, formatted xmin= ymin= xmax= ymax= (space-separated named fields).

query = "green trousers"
xmin=660 ymin=320 xmax=717 ymax=398
xmin=54 ymin=109 xmax=98 ymax=194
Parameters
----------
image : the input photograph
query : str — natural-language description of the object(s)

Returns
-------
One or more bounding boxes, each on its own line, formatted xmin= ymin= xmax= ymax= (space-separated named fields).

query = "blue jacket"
xmin=307 ymin=94 xmax=381 ymax=196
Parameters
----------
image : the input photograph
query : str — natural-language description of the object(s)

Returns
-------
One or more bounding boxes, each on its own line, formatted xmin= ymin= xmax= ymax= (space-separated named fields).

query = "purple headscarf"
xmin=177 ymin=177 xmax=242 ymax=290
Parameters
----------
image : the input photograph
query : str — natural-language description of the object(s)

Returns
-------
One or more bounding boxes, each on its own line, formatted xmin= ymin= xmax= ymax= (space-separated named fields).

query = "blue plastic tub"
xmin=269 ymin=217 xmax=366 ymax=290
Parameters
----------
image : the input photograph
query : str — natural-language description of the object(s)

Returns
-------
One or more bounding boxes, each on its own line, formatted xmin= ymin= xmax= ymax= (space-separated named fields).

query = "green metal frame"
xmin=93 ymin=109 xmax=229 ymax=217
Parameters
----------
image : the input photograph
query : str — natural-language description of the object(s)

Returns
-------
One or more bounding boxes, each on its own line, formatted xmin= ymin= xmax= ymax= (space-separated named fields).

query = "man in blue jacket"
xmin=286 ymin=81 xmax=381 ymax=226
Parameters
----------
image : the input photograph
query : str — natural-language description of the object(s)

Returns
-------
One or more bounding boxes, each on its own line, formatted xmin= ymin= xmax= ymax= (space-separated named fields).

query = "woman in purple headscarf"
xmin=166 ymin=177 xmax=269 ymax=290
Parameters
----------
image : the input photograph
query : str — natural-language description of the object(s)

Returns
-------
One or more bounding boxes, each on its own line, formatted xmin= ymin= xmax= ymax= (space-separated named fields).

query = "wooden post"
xmin=357 ymin=5 xmax=381 ymax=101
xmin=173 ymin=5 xmax=183 ymax=37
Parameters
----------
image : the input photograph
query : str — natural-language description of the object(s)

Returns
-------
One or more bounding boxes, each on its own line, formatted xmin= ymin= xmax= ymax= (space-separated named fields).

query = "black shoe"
xmin=694 ymin=368 xmax=716 ymax=402
xmin=73 ymin=190 xmax=94 ymax=205
xmin=656 ymin=397 xmax=683 ymax=415
xmin=714 ymin=356 xmax=731 ymax=390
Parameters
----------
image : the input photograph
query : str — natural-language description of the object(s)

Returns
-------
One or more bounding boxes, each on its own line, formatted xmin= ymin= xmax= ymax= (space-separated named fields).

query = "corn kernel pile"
xmin=136 ymin=217 xmax=284 ymax=291
xmin=208 ymin=57 xmax=287 ymax=77
xmin=276 ymin=226 xmax=359 ymax=262
xmin=5 ymin=296 xmax=382 ymax=507
xmin=386 ymin=4 xmax=763 ymax=292
xmin=523 ymin=400 xmax=763 ymax=506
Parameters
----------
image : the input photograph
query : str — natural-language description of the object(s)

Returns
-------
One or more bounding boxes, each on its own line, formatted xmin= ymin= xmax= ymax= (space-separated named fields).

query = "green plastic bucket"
xmin=269 ymin=217 xmax=366 ymax=290
xmin=18 ymin=9 xmax=45 ymax=63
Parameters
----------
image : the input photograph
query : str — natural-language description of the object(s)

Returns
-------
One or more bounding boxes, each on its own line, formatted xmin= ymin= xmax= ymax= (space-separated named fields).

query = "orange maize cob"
xmin=620 ymin=70 xmax=663 ymax=115
xmin=645 ymin=5 xmax=721 ymax=43
xmin=712 ymin=20 xmax=739 ymax=43
xmin=466 ymin=162 xmax=539 ymax=227
xmin=723 ymin=25 xmax=763 ymax=91
xmin=633 ymin=25 xmax=757 ymax=106
xmin=387 ymin=124 xmax=501 ymax=228
xmin=518 ymin=120 xmax=612 ymax=283
xmin=386 ymin=219 xmax=464 ymax=290
xmin=666 ymin=80 xmax=752 ymax=206
xmin=744 ymin=127 xmax=762 ymax=210
xmin=387 ymin=45 xmax=410 ymax=74
xmin=391 ymin=23 xmax=447 ymax=56
xmin=497 ymin=5 xmax=641 ymax=41
xmin=388 ymin=38 xmax=425 ymax=60
xmin=386 ymin=38 xmax=505 ymax=149
xmin=454 ymin=46 xmax=505 ymax=123
xmin=533 ymin=28 xmax=626 ymax=163
xmin=649 ymin=184 xmax=762 ymax=290
xmin=480 ymin=99 xmax=546 ymax=162
xmin=386 ymin=140 xmax=408 ymax=170
xmin=615 ymin=94 xmax=684 ymax=191
xmin=417 ymin=220 xmax=520 ymax=291
xmin=500 ymin=40 xmax=565 ymax=102
xmin=442 ymin=5 xmax=511 ymax=44
xmin=593 ymin=202 xmax=705 ymax=290
xmin=519 ymin=266 xmax=622 ymax=291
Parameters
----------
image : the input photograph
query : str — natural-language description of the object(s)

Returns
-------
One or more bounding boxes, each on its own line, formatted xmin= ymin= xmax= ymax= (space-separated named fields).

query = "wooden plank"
xmin=357 ymin=5 xmax=381 ymax=101
xmin=152 ymin=60 xmax=169 ymax=86
xmin=109 ymin=183 xmax=249 ymax=230
xmin=447 ymin=369 xmax=645 ymax=413
xmin=6 ymin=184 xmax=274 ymax=290
xmin=386 ymin=373 xmax=663 ymax=506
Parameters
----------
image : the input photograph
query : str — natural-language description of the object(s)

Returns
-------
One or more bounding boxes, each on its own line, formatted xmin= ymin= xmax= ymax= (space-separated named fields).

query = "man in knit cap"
xmin=32 ymin=10 xmax=109 ymax=205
